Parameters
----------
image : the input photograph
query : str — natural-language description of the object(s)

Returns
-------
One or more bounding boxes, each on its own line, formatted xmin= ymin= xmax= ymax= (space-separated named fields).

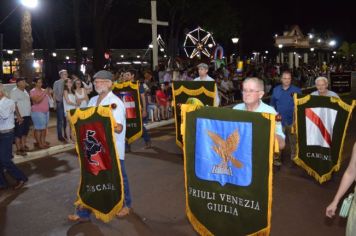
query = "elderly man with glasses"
xmin=233 ymin=77 xmax=285 ymax=151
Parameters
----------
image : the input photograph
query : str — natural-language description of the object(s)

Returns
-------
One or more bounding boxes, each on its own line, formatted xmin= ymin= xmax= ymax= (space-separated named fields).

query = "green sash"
xmin=294 ymin=94 xmax=355 ymax=183
xmin=172 ymin=81 xmax=216 ymax=148
xmin=112 ymin=81 xmax=143 ymax=144
xmin=183 ymin=106 xmax=274 ymax=235
xmin=69 ymin=106 xmax=124 ymax=222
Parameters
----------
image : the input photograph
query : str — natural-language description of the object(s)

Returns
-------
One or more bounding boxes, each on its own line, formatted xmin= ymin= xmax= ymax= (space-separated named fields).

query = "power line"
xmin=0 ymin=5 xmax=19 ymax=26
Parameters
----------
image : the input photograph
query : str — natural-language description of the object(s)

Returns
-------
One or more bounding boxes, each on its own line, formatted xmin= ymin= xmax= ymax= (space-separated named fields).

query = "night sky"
xmin=1 ymin=0 xmax=355 ymax=54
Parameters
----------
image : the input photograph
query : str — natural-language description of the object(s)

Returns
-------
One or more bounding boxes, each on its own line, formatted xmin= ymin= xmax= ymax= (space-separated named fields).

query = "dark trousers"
xmin=56 ymin=101 xmax=66 ymax=139
xmin=0 ymin=131 xmax=28 ymax=187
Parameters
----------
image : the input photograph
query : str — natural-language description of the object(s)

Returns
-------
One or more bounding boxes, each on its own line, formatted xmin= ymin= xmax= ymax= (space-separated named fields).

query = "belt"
xmin=0 ymin=128 xmax=14 ymax=134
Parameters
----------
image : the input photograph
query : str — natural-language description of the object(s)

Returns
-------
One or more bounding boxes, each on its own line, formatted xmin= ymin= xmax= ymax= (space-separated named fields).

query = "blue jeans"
xmin=56 ymin=101 xmax=66 ymax=139
xmin=0 ymin=131 xmax=28 ymax=187
xmin=142 ymin=117 xmax=150 ymax=143
xmin=120 ymin=160 xmax=132 ymax=207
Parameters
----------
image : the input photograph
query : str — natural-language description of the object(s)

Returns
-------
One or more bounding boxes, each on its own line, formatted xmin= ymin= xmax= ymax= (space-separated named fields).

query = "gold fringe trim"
xmin=112 ymin=81 xmax=143 ymax=144
xmin=174 ymin=85 xmax=216 ymax=98
xmin=295 ymin=94 xmax=311 ymax=105
xmin=127 ymin=129 xmax=143 ymax=144
xmin=74 ymin=197 xmax=124 ymax=223
xmin=112 ymin=81 xmax=139 ymax=90
xmin=293 ymin=157 xmax=338 ymax=184
xmin=69 ymin=106 xmax=125 ymax=222
xmin=330 ymin=96 xmax=354 ymax=112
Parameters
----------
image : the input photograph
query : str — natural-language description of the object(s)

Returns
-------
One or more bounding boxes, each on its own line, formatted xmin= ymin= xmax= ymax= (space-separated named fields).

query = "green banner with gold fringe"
xmin=112 ymin=81 xmax=142 ymax=144
xmin=183 ymin=106 xmax=274 ymax=236
xmin=294 ymin=94 xmax=356 ymax=183
xmin=69 ymin=106 xmax=124 ymax=222
xmin=173 ymin=81 xmax=216 ymax=148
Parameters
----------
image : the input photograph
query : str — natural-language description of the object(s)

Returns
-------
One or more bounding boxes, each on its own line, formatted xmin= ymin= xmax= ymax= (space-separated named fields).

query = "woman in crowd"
xmin=326 ymin=142 xmax=356 ymax=236
xmin=155 ymin=83 xmax=169 ymax=120
xmin=30 ymin=78 xmax=50 ymax=149
xmin=63 ymin=78 xmax=77 ymax=143
xmin=82 ymin=73 xmax=94 ymax=97
xmin=73 ymin=78 xmax=89 ymax=108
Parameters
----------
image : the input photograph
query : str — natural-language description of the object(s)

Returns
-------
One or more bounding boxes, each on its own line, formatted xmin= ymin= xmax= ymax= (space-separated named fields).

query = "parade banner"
xmin=294 ymin=94 xmax=355 ymax=183
xmin=112 ymin=81 xmax=142 ymax=144
xmin=69 ymin=106 xmax=124 ymax=222
xmin=183 ymin=107 xmax=275 ymax=236
xmin=172 ymin=81 xmax=216 ymax=148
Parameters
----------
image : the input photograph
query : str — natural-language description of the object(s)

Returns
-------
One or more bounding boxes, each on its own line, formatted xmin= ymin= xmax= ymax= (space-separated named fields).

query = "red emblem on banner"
xmin=121 ymin=92 xmax=137 ymax=119
xmin=79 ymin=121 xmax=112 ymax=176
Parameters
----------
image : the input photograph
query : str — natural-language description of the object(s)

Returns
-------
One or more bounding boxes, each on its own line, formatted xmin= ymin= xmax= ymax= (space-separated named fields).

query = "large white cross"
xmin=139 ymin=1 xmax=168 ymax=69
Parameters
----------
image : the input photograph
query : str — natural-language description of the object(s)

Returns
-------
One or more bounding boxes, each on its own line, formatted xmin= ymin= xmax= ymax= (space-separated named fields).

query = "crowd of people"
xmin=1 ymin=59 xmax=354 ymax=234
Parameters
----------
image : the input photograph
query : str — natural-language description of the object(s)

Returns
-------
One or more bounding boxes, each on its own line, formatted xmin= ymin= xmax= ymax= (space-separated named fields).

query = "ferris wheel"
xmin=183 ymin=27 xmax=216 ymax=59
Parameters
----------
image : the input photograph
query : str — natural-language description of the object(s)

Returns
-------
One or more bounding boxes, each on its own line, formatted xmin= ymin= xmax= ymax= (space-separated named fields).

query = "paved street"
xmin=1 ymin=114 xmax=355 ymax=235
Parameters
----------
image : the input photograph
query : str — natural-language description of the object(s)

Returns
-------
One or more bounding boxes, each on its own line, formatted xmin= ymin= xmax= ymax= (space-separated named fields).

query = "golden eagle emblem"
xmin=207 ymin=129 xmax=242 ymax=175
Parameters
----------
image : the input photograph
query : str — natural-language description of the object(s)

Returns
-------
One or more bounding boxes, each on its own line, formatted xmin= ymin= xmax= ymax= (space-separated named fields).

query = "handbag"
xmin=339 ymin=193 xmax=354 ymax=218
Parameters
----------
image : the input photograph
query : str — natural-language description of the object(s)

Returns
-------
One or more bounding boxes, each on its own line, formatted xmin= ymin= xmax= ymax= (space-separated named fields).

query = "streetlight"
xmin=231 ymin=37 xmax=239 ymax=44
xmin=20 ymin=0 xmax=38 ymax=81
xmin=231 ymin=37 xmax=239 ymax=63
xmin=20 ymin=0 xmax=38 ymax=8
xmin=328 ymin=40 xmax=336 ymax=47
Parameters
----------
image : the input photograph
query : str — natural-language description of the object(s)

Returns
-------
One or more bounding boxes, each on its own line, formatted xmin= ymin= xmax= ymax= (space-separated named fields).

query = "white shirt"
xmin=88 ymin=91 xmax=126 ymax=160
xmin=10 ymin=87 xmax=31 ymax=117
xmin=193 ymin=76 xmax=220 ymax=106
xmin=63 ymin=93 xmax=77 ymax=114
xmin=0 ymin=97 xmax=15 ymax=130
xmin=75 ymin=88 xmax=88 ymax=108
xmin=310 ymin=90 xmax=339 ymax=98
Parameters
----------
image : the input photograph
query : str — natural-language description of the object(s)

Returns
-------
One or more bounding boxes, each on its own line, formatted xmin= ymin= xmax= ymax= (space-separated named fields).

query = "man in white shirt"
xmin=68 ymin=70 xmax=131 ymax=221
xmin=310 ymin=76 xmax=339 ymax=98
xmin=0 ymin=83 xmax=28 ymax=190
xmin=10 ymin=78 xmax=32 ymax=155
xmin=233 ymin=77 xmax=285 ymax=151
xmin=194 ymin=63 xmax=220 ymax=106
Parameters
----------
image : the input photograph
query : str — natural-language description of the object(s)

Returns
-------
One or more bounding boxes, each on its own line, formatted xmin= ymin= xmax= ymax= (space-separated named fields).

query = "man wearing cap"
xmin=10 ymin=77 xmax=31 ymax=155
xmin=311 ymin=76 xmax=339 ymax=98
xmin=53 ymin=69 xmax=68 ymax=142
xmin=68 ymin=70 xmax=131 ymax=221
xmin=194 ymin=63 xmax=220 ymax=106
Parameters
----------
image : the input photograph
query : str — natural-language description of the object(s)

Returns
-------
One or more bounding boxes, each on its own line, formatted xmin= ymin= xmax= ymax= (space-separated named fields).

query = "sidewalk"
xmin=13 ymin=113 xmax=174 ymax=164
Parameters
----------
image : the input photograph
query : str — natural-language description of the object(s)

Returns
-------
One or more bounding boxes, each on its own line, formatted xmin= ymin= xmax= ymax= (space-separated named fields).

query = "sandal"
xmin=68 ymin=214 xmax=90 ymax=222
xmin=116 ymin=207 xmax=130 ymax=217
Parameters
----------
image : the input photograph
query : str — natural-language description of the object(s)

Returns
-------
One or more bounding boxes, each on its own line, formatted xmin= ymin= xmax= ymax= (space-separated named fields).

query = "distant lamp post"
xmin=20 ymin=0 xmax=38 ymax=81
xmin=308 ymin=33 xmax=314 ymax=39
xmin=82 ymin=47 xmax=88 ymax=51
xmin=317 ymin=38 xmax=322 ymax=43
xmin=231 ymin=37 xmax=239 ymax=44
xmin=310 ymin=48 xmax=315 ymax=52
xmin=328 ymin=40 xmax=336 ymax=47
xmin=231 ymin=37 xmax=239 ymax=63
xmin=278 ymin=44 xmax=283 ymax=49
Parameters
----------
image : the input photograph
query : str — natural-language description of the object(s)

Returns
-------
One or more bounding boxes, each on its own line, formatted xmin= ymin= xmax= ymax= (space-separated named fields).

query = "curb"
xmin=13 ymin=118 xmax=175 ymax=164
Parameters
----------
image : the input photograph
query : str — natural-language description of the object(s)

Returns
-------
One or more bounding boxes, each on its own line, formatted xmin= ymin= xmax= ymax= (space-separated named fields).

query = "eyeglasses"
xmin=242 ymin=90 xmax=261 ymax=94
